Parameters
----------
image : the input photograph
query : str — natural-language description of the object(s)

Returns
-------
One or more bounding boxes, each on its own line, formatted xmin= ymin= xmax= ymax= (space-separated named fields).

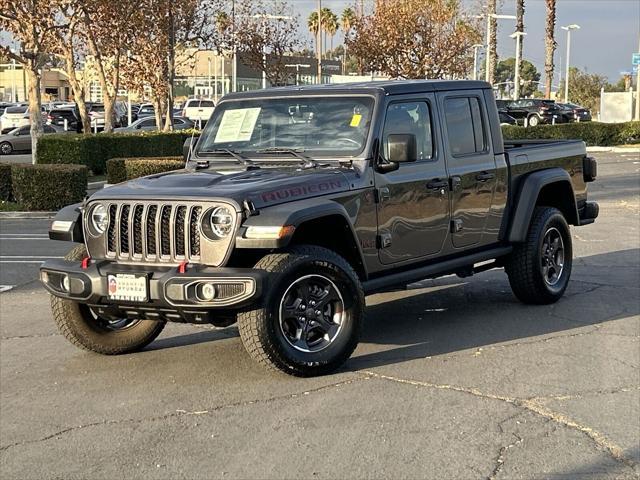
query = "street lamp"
xmin=509 ymin=31 xmax=527 ymax=100
xmin=471 ymin=44 xmax=484 ymax=81
xmin=9 ymin=47 xmax=17 ymax=102
xmin=561 ymin=24 xmax=580 ymax=103
xmin=285 ymin=63 xmax=311 ymax=86
xmin=484 ymin=14 xmax=517 ymax=83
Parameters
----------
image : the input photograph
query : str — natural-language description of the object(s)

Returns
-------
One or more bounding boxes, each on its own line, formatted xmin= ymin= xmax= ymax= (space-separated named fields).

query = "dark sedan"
xmin=500 ymin=99 xmax=565 ymax=126
xmin=557 ymin=102 xmax=592 ymax=122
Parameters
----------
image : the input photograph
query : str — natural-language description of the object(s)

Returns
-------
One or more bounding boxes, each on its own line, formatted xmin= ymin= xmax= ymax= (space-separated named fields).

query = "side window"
xmin=382 ymin=101 xmax=433 ymax=161
xmin=444 ymin=97 xmax=487 ymax=156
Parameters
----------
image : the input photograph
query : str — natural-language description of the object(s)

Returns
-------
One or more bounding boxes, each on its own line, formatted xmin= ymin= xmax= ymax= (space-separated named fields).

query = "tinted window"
xmin=199 ymin=100 xmax=215 ymax=108
xmin=6 ymin=106 xmax=28 ymax=114
xmin=16 ymin=126 xmax=30 ymax=135
xmin=382 ymin=101 xmax=433 ymax=161
xmin=141 ymin=118 xmax=156 ymax=127
xmin=91 ymin=104 xmax=105 ymax=112
xmin=139 ymin=106 xmax=154 ymax=114
xmin=444 ymin=97 xmax=486 ymax=156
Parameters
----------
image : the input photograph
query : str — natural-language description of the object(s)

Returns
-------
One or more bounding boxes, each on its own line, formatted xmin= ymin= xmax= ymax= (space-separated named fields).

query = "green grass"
xmin=0 ymin=201 xmax=25 ymax=212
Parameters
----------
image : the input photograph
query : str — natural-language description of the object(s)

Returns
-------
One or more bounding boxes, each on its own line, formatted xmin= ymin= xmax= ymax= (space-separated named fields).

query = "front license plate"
xmin=107 ymin=274 xmax=148 ymax=302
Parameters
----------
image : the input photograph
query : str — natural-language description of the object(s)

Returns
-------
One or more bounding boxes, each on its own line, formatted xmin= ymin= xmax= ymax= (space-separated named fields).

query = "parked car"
xmin=136 ymin=103 xmax=155 ymax=118
xmin=500 ymin=98 xmax=564 ymax=126
xmin=498 ymin=111 xmax=517 ymax=126
xmin=181 ymin=98 xmax=215 ymax=125
xmin=557 ymin=102 xmax=592 ymax=123
xmin=47 ymin=107 xmax=82 ymax=132
xmin=112 ymin=116 xmax=194 ymax=133
xmin=42 ymin=79 xmax=599 ymax=377
xmin=0 ymin=124 xmax=64 ymax=154
xmin=0 ymin=105 xmax=47 ymax=134
xmin=0 ymin=102 xmax=15 ymax=117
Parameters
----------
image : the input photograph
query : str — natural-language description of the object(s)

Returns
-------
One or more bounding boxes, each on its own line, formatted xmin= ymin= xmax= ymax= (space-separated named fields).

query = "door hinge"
xmin=451 ymin=218 xmax=463 ymax=233
xmin=374 ymin=187 xmax=390 ymax=204
xmin=376 ymin=233 xmax=392 ymax=249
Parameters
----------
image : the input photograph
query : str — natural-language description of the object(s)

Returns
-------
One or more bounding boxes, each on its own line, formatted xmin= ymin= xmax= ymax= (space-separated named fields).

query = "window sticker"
xmin=214 ymin=107 xmax=261 ymax=143
xmin=350 ymin=113 xmax=362 ymax=127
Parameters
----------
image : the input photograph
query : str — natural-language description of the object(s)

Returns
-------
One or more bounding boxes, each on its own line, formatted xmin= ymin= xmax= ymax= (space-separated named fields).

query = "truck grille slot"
xmin=105 ymin=202 xmax=204 ymax=263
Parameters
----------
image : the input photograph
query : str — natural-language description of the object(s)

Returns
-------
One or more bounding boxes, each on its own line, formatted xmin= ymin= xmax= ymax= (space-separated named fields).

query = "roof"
xmin=222 ymin=79 xmax=491 ymax=100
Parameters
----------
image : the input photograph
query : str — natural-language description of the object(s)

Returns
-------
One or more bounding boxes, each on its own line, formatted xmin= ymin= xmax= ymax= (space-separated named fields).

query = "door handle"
xmin=427 ymin=179 xmax=448 ymax=190
xmin=476 ymin=172 xmax=495 ymax=182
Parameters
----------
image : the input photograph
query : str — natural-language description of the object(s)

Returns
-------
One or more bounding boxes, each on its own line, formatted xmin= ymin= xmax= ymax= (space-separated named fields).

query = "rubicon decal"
xmin=260 ymin=180 xmax=344 ymax=203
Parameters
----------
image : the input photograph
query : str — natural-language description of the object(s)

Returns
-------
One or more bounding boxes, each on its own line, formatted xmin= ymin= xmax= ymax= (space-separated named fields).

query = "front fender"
xmin=49 ymin=203 xmax=84 ymax=243
xmin=508 ymin=168 xmax=578 ymax=243
xmin=236 ymin=197 xmax=355 ymax=249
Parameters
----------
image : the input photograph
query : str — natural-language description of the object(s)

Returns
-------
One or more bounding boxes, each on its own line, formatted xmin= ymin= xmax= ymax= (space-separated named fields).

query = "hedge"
xmin=502 ymin=121 xmax=640 ymax=146
xmin=107 ymin=157 xmax=184 ymax=184
xmin=37 ymin=131 xmax=197 ymax=175
xmin=11 ymin=164 xmax=87 ymax=211
xmin=0 ymin=163 xmax=12 ymax=201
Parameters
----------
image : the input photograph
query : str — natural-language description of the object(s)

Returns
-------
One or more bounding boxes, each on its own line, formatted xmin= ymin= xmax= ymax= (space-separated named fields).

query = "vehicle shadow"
xmin=147 ymin=249 xmax=638 ymax=371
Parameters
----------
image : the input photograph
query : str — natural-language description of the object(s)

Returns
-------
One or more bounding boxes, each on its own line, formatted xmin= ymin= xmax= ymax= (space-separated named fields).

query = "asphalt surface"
xmin=0 ymin=151 xmax=639 ymax=479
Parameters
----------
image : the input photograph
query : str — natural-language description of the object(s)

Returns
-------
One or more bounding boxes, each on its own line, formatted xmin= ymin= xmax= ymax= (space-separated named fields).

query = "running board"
xmin=363 ymin=246 xmax=512 ymax=295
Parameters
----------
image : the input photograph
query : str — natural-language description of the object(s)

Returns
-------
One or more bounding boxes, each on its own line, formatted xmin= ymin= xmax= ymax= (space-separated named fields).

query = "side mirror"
xmin=387 ymin=134 xmax=417 ymax=163
xmin=183 ymin=137 xmax=193 ymax=162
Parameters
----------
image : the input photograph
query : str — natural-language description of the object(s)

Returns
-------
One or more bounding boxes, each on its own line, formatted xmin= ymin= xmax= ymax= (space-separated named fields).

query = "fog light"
xmin=198 ymin=283 xmax=216 ymax=301
xmin=62 ymin=275 xmax=70 ymax=292
xmin=41 ymin=271 xmax=49 ymax=283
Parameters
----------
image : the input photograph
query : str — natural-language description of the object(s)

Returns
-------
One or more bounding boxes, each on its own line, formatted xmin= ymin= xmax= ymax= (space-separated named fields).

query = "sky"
xmin=292 ymin=0 xmax=640 ymax=83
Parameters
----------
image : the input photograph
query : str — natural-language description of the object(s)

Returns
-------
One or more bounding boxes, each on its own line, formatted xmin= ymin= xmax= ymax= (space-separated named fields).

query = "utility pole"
xmin=472 ymin=44 xmax=483 ymax=81
xmin=317 ymin=0 xmax=322 ymax=84
xmin=635 ymin=35 xmax=640 ymax=120
xmin=510 ymin=32 xmax=526 ymax=99
xmin=562 ymin=24 xmax=580 ymax=103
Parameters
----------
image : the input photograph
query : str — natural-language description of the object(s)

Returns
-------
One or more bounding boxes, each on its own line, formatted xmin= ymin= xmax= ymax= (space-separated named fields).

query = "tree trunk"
xmin=544 ymin=0 xmax=557 ymax=98
xmin=25 ymin=64 xmax=43 ymax=164
xmin=488 ymin=0 xmax=497 ymax=85
xmin=62 ymin=48 xmax=90 ymax=133
xmin=153 ymin=95 xmax=163 ymax=131
xmin=516 ymin=0 xmax=525 ymax=91
xmin=163 ymin=6 xmax=175 ymax=132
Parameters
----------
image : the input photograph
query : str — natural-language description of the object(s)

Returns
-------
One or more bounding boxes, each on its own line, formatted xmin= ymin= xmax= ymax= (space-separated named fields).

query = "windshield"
xmin=196 ymin=96 xmax=374 ymax=157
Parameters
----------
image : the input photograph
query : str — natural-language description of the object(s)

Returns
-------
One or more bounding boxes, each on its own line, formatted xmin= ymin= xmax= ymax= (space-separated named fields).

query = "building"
xmin=0 ymin=63 xmax=72 ymax=102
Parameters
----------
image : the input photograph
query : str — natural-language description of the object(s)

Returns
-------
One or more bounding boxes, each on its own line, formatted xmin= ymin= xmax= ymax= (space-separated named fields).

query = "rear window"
xmin=91 ymin=105 xmax=105 ymax=112
xmin=444 ymin=97 xmax=487 ymax=156
xmin=199 ymin=100 xmax=215 ymax=108
xmin=6 ymin=106 xmax=28 ymax=114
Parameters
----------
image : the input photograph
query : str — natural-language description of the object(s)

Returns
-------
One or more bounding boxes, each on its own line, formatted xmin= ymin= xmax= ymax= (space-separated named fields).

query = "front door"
xmin=375 ymin=96 xmax=450 ymax=265
xmin=438 ymin=92 xmax=498 ymax=249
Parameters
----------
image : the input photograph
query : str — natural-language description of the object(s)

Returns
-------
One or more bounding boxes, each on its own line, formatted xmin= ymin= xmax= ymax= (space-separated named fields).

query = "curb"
xmin=585 ymin=146 xmax=611 ymax=152
xmin=0 ymin=211 xmax=56 ymax=219
xmin=612 ymin=147 xmax=640 ymax=154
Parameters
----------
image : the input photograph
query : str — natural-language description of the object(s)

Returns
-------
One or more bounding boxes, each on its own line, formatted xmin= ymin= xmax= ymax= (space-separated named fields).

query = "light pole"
xmin=484 ymin=14 xmax=517 ymax=83
xmin=472 ymin=44 xmax=483 ymax=80
xmin=317 ymin=0 xmax=322 ymax=84
xmin=207 ymin=56 xmax=212 ymax=97
xmin=252 ymin=14 xmax=292 ymax=89
xmin=285 ymin=64 xmax=311 ymax=85
xmin=561 ymin=24 xmax=580 ymax=103
xmin=509 ymin=31 xmax=527 ymax=100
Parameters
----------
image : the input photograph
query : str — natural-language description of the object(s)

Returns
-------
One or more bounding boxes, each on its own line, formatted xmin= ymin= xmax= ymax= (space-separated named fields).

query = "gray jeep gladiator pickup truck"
xmin=41 ymin=80 xmax=599 ymax=376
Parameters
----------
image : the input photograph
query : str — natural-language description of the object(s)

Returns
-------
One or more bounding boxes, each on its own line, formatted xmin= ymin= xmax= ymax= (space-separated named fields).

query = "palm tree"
xmin=307 ymin=11 xmax=320 ymax=57
xmin=544 ymin=0 xmax=557 ymax=98
xmin=325 ymin=10 xmax=339 ymax=57
xmin=341 ymin=8 xmax=356 ymax=74
xmin=320 ymin=8 xmax=335 ymax=58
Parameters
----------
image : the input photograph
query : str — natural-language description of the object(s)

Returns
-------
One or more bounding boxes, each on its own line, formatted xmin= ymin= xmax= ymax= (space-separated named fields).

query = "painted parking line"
xmin=0 ymin=285 xmax=14 ymax=293
xmin=0 ymin=256 xmax=64 ymax=264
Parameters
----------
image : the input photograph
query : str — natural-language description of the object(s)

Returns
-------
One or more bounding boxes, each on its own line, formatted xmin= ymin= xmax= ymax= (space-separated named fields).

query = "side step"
xmin=362 ymin=246 xmax=512 ymax=295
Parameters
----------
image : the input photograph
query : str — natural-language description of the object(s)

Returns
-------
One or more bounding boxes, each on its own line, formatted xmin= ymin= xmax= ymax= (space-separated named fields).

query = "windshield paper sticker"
xmin=214 ymin=107 xmax=261 ymax=143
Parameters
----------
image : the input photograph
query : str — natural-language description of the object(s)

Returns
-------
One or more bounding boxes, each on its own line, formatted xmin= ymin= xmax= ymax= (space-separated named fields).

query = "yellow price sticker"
xmin=350 ymin=114 xmax=362 ymax=127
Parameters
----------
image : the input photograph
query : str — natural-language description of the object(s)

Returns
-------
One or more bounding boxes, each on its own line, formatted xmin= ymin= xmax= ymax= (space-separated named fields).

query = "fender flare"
xmin=508 ymin=168 xmax=578 ymax=243
xmin=49 ymin=202 xmax=84 ymax=243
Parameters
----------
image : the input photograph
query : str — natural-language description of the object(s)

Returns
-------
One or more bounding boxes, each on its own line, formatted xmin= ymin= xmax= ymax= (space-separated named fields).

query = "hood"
xmin=91 ymin=166 xmax=356 ymax=209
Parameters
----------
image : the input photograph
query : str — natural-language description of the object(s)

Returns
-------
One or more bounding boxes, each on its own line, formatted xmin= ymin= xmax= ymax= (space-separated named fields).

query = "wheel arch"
xmin=508 ymin=168 xmax=579 ymax=243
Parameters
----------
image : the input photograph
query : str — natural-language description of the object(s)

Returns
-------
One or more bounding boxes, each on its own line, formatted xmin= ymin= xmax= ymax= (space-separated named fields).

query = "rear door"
xmin=375 ymin=95 xmax=450 ymax=265
xmin=438 ymin=92 xmax=498 ymax=249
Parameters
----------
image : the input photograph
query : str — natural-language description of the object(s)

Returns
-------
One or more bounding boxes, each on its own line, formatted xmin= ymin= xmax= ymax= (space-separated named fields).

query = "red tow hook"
xmin=81 ymin=256 xmax=91 ymax=269
xmin=178 ymin=261 xmax=188 ymax=274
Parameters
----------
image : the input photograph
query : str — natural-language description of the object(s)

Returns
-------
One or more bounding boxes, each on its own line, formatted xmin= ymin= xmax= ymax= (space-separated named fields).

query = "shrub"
xmin=107 ymin=157 xmax=184 ymax=183
xmin=37 ymin=131 xmax=197 ymax=175
xmin=11 ymin=164 xmax=87 ymax=211
xmin=501 ymin=121 xmax=640 ymax=146
xmin=0 ymin=163 xmax=12 ymax=201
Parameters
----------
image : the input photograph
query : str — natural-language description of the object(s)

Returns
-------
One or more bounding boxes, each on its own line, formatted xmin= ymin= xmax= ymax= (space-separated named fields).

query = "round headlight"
xmin=210 ymin=206 xmax=234 ymax=238
xmin=90 ymin=204 xmax=108 ymax=235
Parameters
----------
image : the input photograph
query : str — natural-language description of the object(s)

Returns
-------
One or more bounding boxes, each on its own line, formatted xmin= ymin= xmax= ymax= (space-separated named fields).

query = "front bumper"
xmin=40 ymin=259 xmax=265 ymax=310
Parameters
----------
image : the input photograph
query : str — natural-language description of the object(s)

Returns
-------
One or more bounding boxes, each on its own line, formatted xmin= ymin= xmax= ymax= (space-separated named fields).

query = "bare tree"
xmin=0 ymin=1 xmax=60 ymax=161
xmin=231 ymin=0 xmax=303 ymax=87
xmin=347 ymin=0 xmax=481 ymax=80
xmin=544 ymin=0 xmax=557 ymax=98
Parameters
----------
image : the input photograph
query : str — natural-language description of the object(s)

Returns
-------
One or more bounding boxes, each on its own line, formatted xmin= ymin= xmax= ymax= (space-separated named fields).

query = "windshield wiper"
xmin=254 ymin=147 xmax=319 ymax=169
xmin=196 ymin=148 xmax=257 ymax=169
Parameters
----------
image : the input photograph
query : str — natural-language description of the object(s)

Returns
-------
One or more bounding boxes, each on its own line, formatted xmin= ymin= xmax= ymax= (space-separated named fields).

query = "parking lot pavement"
xmin=0 ymin=153 xmax=32 ymax=164
xmin=0 ymin=151 xmax=638 ymax=479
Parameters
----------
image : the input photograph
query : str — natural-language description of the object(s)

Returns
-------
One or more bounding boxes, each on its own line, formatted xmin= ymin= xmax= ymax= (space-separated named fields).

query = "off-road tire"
xmin=238 ymin=245 xmax=364 ymax=377
xmin=505 ymin=207 xmax=573 ymax=305
xmin=51 ymin=245 xmax=166 ymax=354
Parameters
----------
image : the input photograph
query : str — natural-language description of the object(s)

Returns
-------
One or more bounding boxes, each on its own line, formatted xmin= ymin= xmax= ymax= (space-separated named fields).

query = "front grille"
xmin=105 ymin=202 xmax=203 ymax=262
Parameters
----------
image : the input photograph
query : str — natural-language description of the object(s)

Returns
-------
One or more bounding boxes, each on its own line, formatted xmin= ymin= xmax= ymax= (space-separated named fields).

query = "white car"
xmin=181 ymin=98 xmax=215 ymax=126
xmin=0 ymin=105 xmax=48 ymax=134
